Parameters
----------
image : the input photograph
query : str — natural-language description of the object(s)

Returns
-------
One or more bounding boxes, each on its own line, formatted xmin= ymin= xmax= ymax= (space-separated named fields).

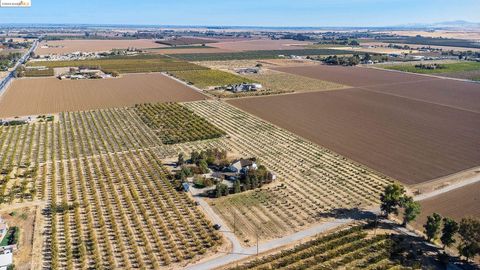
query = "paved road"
xmin=0 ymin=39 xmax=39 ymax=99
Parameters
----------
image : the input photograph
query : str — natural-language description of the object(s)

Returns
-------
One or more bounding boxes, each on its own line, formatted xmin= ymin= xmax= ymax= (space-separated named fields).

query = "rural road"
xmin=0 ymin=39 xmax=39 ymax=98
xmin=188 ymin=194 xmax=378 ymax=270
xmin=188 ymin=171 xmax=478 ymax=270
xmin=413 ymin=172 xmax=480 ymax=201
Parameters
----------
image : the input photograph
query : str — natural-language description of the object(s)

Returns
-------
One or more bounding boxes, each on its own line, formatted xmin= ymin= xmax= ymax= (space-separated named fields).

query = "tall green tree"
xmin=441 ymin=217 xmax=459 ymax=249
xmin=199 ymin=159 xmax=209 ymax=174
xmin=458 ymin=217 xmax=480 ymax=262
xmin=380 ymin=183 xmax=405 ymax=216
xmin=401 ymin=196 xmax=421 ymax=226
xmin=424 ymin=213 xmax=442 ymax=242
xmin=233 ymin=180 xmax=241 ymax=194
xmin=177 ymin=153 xmax=185 ymax=166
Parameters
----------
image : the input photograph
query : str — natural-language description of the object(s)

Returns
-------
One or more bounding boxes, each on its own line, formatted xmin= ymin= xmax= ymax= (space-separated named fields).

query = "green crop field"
xmin=169 ymin=69 xmax=256 ymax=89
xmin=27 ymin=54 xmax=207 ymax=74
xmin=383 ymin=61 xmax=480 ymax=74
xmin=134 ymin=102 xmax=226 ymax=144
xmin=24 ymin=68 xmax=54 ymax=77
xmin=382 ymin=61 xmax=480 ymax=74
xmin=169 ymin=49 xmax=355 ymax=61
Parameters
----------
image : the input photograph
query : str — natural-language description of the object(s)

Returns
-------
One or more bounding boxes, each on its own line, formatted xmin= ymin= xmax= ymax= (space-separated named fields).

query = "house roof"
xmin=0 ymin=253 xmax=12 ymax=267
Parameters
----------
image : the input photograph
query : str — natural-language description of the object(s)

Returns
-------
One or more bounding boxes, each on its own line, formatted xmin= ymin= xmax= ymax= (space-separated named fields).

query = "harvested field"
xmin=27 ymin=54 xmax=206 ymax=74
xmin=365 ymin=78 xmax=480 ymax=113
xmin=229 ymin=89 xmax=480 ymax=184
xmin=210 ymin=39 xmax=311 ymax=51
xmin=243 ymin=69 xmax=346 ymax=93
xmin=273 ymin=64 xmax=429 ymax=87
xmin=35 ymin=39 xmax=166 ymax=54
xmin=441 ymin=70 xmax=480 ymax=81
xmin=415 ymin=181 xmax=480 ymax=228
xmin=194 ymin=59 xmax=317 ymax=70
xmin=156 ymin=37 xmax=218 ymax=46
xmin=148 ymin=47 xmax=231 ymax=55
xmin=0 ymin=73 xmax=206 ymax=117
xmin=170 ymin=49 xmax=355 ymax=61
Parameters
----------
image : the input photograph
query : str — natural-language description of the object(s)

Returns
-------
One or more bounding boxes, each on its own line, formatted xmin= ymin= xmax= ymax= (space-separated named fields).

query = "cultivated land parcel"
xmin=0 ymin=73 xmax=207 ymax=117
xmin=230 ymin=65 xmax=480 ymax=184
xmin=2 ymin=33 xmax=480 ymax=269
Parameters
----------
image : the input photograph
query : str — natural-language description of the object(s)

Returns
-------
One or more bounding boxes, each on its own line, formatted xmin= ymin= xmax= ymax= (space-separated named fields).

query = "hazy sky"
xmin=0 ymin=0 xmax=479 ymax=27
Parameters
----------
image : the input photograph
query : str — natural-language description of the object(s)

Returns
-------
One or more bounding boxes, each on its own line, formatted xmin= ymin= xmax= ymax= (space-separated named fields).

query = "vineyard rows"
xmin=181 ymin=101 xmax=393 ymax=243
xmin=0 ymin=106 xmax=221 ymax=269
xmin=225 ymin=224 xmax=413 ymax=270
xmin=0 ymin=100 xmax=393 ymax=267
xmin=134 ymin=103 xmax=226 ymax=144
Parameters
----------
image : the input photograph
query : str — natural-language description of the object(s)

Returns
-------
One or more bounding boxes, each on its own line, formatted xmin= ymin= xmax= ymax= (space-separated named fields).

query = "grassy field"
xmin=27 ymin=54 xmax=206 ymax=73
xmin=170 ymin=48 xmax=355 ymax=61
xmin=244 ymin=69 xmax=346 ymax=93
xmin=382 ymin=61 xmax=480 ymax=74
xmin=169 ymin=69 xmax=256 ymax=89
xmin=24 ymin=68 xmax=54 ymax=77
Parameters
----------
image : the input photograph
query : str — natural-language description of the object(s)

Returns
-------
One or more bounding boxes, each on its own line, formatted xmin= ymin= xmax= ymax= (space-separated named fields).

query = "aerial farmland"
xmin=0 ymin=5 xmax=480 ymax=269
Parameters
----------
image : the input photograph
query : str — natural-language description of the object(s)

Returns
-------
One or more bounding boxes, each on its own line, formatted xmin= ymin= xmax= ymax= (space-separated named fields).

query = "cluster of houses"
xmin=225 ymin=83 xmax=263 ymax=93
xmin=32 ymin=48 xmax=140 ymax=62
xmin=235 ymin=67 xmax=260 ymax=74
xmin=58 ymin=67 xmax=114 ymax=80
xmin=0 ymin=218 xmax=13 ymax=270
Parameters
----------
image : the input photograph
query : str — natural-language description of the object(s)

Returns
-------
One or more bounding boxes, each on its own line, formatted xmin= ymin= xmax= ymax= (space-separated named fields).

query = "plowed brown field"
xmin=0 ymin=73 xmax=206 ymax=117
xmin=273 ymin=65 xmax=429 ymax=87
xmin=416 ymin=181 xmax=480 ymax=226
xmin=210 ymin=39 xmax=311 ymax=51
xmin=229 ymin=88 xmax=480 ymax=184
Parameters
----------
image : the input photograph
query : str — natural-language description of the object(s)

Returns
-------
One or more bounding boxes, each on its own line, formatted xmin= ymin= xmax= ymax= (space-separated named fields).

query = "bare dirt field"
xmin=275 ymin=65 xmax=480 ymax=112
xmin=0 ymin=73 xmax=206 ymax=117
xmin=229 ymin=88 xmax=480 ymax=185
xmin=35 ymin=39 xmax=167 ymax=54
xmin=362 ymin=41 xmax=480 ymax=52
xmin=415 ymin=181 xmax=480 ymax=227
xmin=209 ymin=39 xmax=312 ymax=51
xmin=148 ymin=47 xmax=231 ymax=55
xmin=194 ymin=59 xmax=316 ymax=70
xmin=273 ymin=64 xmax=429 ymax=87
xmin=381 ymin=30 xmax=480 ymax=40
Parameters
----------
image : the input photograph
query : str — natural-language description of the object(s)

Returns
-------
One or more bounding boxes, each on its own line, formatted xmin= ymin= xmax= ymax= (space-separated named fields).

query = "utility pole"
xmin=233 ymin=210 xmax=236 ymax=234
xmin=256 ymin=229 xmax=259 ymax=256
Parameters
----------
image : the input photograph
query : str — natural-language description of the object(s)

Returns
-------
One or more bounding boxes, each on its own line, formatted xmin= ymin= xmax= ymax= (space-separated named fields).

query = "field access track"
xmin=0 ymin=73 xmax=207 ymax=117
xmin=230 ymin=65 xmax=480 ymax=184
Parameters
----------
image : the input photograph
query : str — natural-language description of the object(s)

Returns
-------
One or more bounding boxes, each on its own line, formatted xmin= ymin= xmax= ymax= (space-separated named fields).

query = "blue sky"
xmin=0 ymin=0 xmax=479 ymax=27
